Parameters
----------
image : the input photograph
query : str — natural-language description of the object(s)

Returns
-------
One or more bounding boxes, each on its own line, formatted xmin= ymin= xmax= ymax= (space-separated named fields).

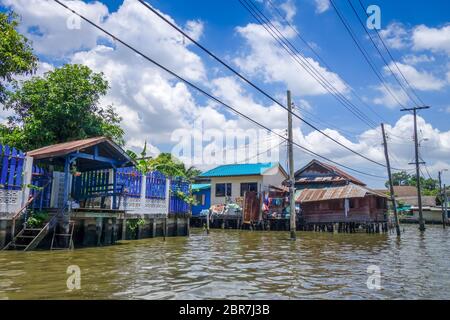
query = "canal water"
xmin=0 ymin=225 xmax=449 ymax=300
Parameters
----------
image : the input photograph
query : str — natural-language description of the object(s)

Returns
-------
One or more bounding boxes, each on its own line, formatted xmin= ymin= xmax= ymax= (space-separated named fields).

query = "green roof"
xmin=200 ymin=163 xmax=278 ymax=177
xmin=191 ymin=183 xmax=211 ymax=191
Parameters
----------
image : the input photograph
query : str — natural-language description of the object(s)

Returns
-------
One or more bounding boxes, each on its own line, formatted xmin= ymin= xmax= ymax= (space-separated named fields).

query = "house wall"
xmin=209 ymin=167 xmax=287 ymax=205
xmin=300 ymin=196 xmax=387 ymax=223
xmin=210 ymin=175 xmax=263 ymax=205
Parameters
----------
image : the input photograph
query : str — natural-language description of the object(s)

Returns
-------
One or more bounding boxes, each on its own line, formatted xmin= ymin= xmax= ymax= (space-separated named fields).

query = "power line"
xmin=239 ymin=0 xmax=379 ymax=129
xmin=137 ymin=0 xmax=399 ymax=170
xmin=52 ymin=0 xmax=387 ymax=180
xmin=329 ymin=0 xmax=408 ymax=109
xmin=265 ymin=0 xmax=387 ymax=123
xmin=347 ymin=0 xmax=421 ymax=106
xmin=357 ymin=0 xmax=426 ymax=106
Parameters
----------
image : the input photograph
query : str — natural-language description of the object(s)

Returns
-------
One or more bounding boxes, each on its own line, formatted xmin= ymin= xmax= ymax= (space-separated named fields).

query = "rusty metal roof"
xmin=295 ymin=159 xmax=366 ymax=186
xmin=295 ymin=184 xmax=387 ymax=203
xmin=28 ymin=137 xmax=108 ymax=159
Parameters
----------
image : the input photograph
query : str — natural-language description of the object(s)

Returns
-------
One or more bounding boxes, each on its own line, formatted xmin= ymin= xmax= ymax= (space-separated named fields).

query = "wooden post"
xmin=122 ymin=217 xmax=127 ymax=240
xmin=206 ymin=210 xmax=210 ymax=234
xmin=96 ymin=217 xmax=103 ymax=246
xmin=381 ymin=123 xmax=401 ymax=237
xmin=287 ymin=90 xmax=296 ymax=240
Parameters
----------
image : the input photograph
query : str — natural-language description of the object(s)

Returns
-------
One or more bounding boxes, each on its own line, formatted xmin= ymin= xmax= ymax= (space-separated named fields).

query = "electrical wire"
xmin=52 ymin=0 xmax=388 ymax=180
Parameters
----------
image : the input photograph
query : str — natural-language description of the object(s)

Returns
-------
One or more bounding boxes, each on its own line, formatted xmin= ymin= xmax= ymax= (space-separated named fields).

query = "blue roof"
xmin=200 ymin=163 xmax=278 ymax=177
xmin=191 ymin=183 xmax=211 ymax=191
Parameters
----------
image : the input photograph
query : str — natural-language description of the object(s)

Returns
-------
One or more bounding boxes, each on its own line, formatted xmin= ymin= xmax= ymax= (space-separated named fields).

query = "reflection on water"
xmin=0 ymin=225 xmax=449 ymax=300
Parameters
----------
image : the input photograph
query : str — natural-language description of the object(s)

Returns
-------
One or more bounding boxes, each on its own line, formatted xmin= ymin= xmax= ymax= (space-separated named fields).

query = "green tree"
xmin=0 ymin=12 xmax=37 ymax=104
xmin=2 ymin=64 xmax=124 ymax=150
xmin=386 ymin=170 xmax=439 ymax=196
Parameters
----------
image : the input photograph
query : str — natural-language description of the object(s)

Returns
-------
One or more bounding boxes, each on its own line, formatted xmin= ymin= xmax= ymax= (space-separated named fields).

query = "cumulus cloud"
xmin=412 ymin=24 xmax=450 ymax=55
xmin=379 ymin=22 xmax=410 ymax=50
xmin=383 ymin=62 xmax=446 ymax=91
xmin=1 ymin=0 xmax=108 ymax=58
xmin=292 ymin=115 xmax=450 ymax=187
xmin=234 ymin=22 xmax=348 ymax=97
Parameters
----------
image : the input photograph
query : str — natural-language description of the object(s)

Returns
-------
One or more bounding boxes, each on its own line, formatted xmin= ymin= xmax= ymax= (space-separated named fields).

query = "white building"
xmin=199 ymin=163 xmax=288 ymax=205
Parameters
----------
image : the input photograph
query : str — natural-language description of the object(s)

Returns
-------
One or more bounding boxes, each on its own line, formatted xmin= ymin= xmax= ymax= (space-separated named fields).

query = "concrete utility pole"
xmin=287 ymin=90 xmax=296 ymax=240
xmin=381 ymin=124 xmax=401 ymax=237
xmin=445 ymin=184 xmax=448 ymax=226
xmin=438 ymin=170 xmax=448 ymax=229
xmin=401 ymin=106 xmax=430 ymax=232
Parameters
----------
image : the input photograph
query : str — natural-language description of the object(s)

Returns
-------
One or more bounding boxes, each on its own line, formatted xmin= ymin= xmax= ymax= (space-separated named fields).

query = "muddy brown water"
xmin=0 ymin=225 xmax=449 ymax=299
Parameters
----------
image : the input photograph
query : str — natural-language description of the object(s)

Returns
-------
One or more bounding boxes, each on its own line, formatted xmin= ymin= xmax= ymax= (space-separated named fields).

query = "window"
xmin=240 ymin=183 xmax=258 ymax=196
xmin=195 ymin=193 xmax=205 ymax=206
xmin=216 ymin=183 xmax=231 ymax=197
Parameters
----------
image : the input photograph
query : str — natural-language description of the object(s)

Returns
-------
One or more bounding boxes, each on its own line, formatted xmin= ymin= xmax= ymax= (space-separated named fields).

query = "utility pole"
xmin=438 ymin=171 xmax=447 ymax=229
xmin=381 ymin=124 xmax=401 ymax=237
xmin=400 ymin=106 xmax=430 ymax=232
xmin=287 ymin=90 xmax=296 ymax=240
xmin=445 ymin=184 xmax=448 ymax=226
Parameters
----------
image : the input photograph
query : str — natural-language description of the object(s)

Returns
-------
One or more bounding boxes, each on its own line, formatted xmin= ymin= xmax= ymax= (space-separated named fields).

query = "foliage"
xmin=386 ymin=171 xmax=439 ymax=196
xmin=26 ymin=211 xmax=48 ymax=228
xmin=127 ymin=143 xmax=202 ymax=180
xmin=2 ymin=64 xmax=124 ymax=150
xmin=0 ymin=12 xmax=38 ymax=104
xmin=174 ymin=189 xmax=197 ymax=206
xmin=126 ymin=218 xmax=145 ymax=233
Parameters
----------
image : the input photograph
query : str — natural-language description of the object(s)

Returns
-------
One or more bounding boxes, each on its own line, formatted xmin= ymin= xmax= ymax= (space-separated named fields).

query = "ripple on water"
xmin=0 ymin=225 xmax=449 ymax=299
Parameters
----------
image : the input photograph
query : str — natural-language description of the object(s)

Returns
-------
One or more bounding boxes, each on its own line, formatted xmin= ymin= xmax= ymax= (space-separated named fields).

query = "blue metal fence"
xmin=170 ymin=178 xmax=190 ymax=214
xmin=0 ymin=144 xmax=25 ymax=190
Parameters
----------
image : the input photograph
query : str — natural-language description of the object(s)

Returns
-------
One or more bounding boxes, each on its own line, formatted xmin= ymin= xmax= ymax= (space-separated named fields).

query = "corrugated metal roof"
xmin=295 ymin=184 xmax=387 ymax=203
xmin=200 ymin=162 xmax=277 ymax=177
xmin=191 ymin=183 xmax=211 ymax=191
xmin=28 ymin=137 xmax=108 ymax=159
xmin=27 ymin=137 xmax=134 ymax=170
xmin=295 ymin=159 xmax=366 ymax=186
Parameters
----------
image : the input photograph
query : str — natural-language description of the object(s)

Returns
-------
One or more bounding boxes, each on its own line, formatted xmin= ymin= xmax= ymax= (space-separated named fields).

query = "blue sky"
xmin=1 ymin=0 xmax=449 ymax=187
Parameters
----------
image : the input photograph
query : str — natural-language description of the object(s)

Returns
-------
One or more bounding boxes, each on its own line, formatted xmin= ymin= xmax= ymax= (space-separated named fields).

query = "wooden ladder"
xmin=3 ymin=223 xmax=52 ymax=251
xmin=50 ymin=221 xmax=75 ymax=250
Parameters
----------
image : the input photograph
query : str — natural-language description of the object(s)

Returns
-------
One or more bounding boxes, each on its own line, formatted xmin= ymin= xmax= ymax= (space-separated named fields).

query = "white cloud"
xmin=1 ymin=0 xmax=108 ymax=57
xmin=372 ymin=84 xmax=410 ymax=109
xmin=314 ymin=0 xmax=330 ymax=14
xmin=234 ymin=22 xmax=348 ymax=97
xmin=383 ymin=62 xmax=446 ymax=91
xmin=380 ymin=22 xmax=410 ymax=50
xmin=402 ymin=54 xmax=435 ymax=65
xmin=280 ymin=0 xmax=297 ymax=22
xmin=291 ymin=115 xmax=450 ymax=187
xmin=412 ymin=24 xmax=450 ymax=55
